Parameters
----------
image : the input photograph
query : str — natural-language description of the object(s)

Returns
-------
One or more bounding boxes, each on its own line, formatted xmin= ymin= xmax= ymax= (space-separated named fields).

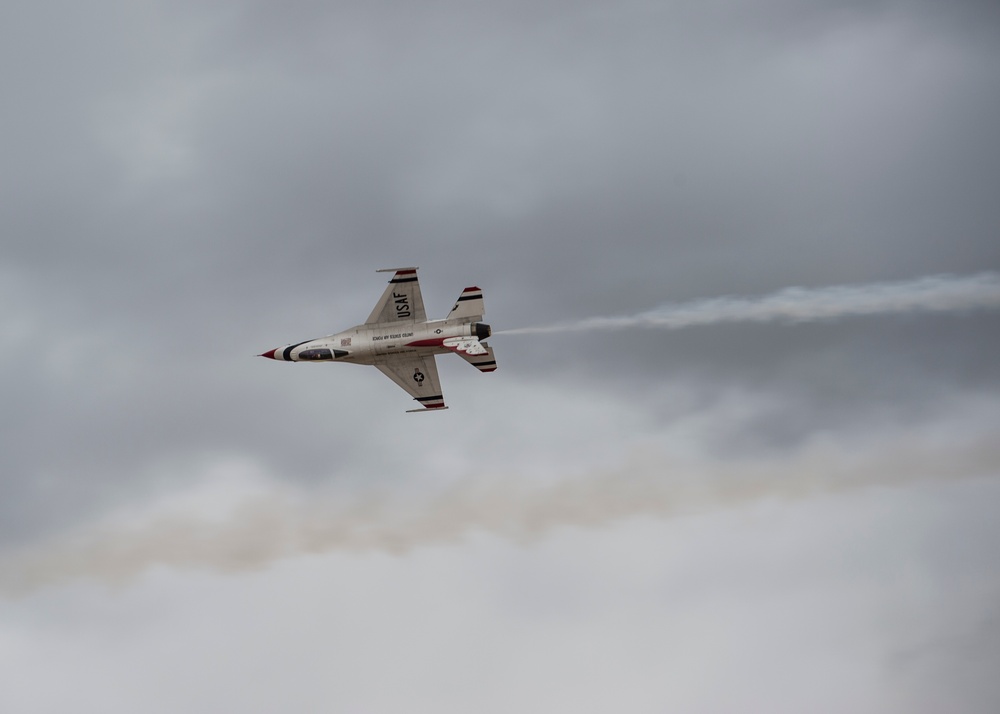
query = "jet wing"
xmin=375 ymin=354 xmax=447 ymax=412
xmin=366 ymin=267 xmax=427 ymax=324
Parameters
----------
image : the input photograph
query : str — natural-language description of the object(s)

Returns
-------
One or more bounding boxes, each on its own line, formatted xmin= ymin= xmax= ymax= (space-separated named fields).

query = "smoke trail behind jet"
xmin=2 ymin=411 xmax=997 ymax=597
xmin=498 ymin=273 xmax=1000 ymax=335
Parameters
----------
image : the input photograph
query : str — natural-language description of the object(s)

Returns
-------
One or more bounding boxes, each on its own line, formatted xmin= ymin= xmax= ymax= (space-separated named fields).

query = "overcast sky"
xmin=2 ymin=1 xmax=999 ymax=712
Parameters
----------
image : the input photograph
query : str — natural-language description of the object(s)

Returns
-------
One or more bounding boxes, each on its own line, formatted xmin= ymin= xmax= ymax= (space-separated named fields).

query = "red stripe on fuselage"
xmin=405 ymin=338 xmax=446 ymax=348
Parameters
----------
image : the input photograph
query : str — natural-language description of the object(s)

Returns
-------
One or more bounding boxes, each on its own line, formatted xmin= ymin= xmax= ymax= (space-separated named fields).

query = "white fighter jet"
xmin=259 ymin=267 xmax=496 ymax=412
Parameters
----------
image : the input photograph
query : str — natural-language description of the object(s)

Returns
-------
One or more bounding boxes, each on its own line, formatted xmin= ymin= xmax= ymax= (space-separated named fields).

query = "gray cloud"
xmin=1 ymin=2 xmax=998 ymax=709
xmin=4 ymin=397 xmax=996 ymax=596
xmin=2 ymin=0 xmax=999 ymax=542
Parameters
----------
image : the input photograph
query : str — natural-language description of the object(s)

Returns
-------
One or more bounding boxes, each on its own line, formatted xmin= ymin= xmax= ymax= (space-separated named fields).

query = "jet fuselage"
xmin=260 ymin=268 xmax=496 ymax=411
xmin=263 ymin=319 xmax=492 ymax=366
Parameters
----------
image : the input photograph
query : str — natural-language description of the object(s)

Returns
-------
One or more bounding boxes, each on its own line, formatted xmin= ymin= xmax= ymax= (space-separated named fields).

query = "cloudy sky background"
xmin=2 ymin=1 xmax=999 ymax=711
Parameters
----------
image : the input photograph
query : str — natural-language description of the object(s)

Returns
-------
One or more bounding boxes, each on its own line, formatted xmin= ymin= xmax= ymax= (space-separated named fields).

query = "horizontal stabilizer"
xmin=444 ymin=337 xmax=497 ymax=372
xmin=442 ymin=336 xmax=488 ymax=355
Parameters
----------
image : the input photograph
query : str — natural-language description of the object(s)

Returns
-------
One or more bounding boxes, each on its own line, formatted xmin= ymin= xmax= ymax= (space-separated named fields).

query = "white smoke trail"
xmin=2 ymin=414 xmax=997 ymax=597
xmin=497 ymin=272 xmax=1000 ymax=335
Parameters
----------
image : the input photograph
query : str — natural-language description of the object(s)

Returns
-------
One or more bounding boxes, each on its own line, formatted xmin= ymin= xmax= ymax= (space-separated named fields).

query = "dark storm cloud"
xmin=2 ymin=0 xmax=999 ymax=544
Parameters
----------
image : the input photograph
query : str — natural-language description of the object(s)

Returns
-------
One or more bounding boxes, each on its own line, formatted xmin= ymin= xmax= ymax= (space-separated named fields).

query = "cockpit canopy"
xmin=299 ymin=348 xmax=348 ymax=361
xmin=298 ymin=348 xmax=334 ymax=361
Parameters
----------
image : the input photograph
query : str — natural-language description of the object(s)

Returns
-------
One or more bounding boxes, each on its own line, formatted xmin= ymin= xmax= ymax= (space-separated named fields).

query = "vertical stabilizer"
xmin=447 ymin=286 xmax=485 ymax=321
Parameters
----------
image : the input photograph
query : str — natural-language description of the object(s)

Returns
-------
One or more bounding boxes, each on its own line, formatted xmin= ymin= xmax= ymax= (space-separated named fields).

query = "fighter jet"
xmin=259 ymin=267 xmax=495 ymax=412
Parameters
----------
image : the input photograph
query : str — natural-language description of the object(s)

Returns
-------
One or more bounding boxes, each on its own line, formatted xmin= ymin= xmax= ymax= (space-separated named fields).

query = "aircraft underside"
xmin=260 ymin=268 xmax=495 ymax=411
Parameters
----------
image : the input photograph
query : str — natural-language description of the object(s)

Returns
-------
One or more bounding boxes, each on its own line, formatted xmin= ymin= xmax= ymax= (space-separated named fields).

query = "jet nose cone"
xmin=259 ymin=349 xmax=277 ymax=359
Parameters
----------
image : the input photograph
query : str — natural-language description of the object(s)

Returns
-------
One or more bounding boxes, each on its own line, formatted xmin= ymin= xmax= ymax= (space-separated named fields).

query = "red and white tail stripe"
xmin=448 ymin=286 xmax=485 ymax=320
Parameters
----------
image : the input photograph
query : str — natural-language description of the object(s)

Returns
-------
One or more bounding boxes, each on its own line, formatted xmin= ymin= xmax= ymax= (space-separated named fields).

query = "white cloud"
xmin=2 ymin=474 xmax=997 ymax=713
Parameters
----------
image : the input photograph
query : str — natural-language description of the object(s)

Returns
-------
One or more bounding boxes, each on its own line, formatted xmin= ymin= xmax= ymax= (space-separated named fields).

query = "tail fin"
xmin=447 ymin=287 xmax=485 ymax=321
